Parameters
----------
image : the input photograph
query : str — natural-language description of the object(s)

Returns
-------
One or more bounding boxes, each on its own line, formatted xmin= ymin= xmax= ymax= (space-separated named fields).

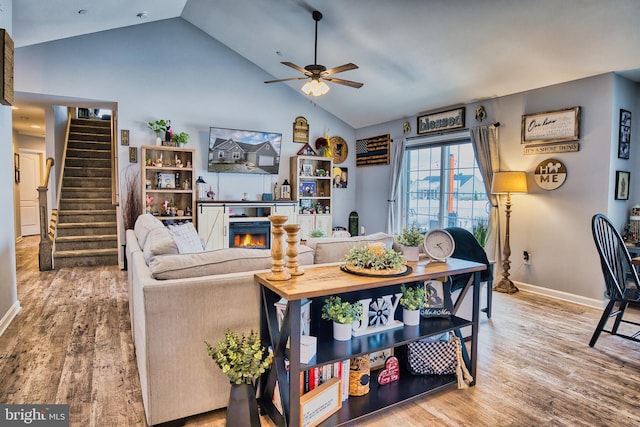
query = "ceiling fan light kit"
xmin=264 ymin=10 xmax=363 ymax=96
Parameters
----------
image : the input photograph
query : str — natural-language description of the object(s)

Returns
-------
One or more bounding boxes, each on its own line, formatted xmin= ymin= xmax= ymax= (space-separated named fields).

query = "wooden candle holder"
xmin=267 ymin=215 xmax=291 ymax=281
xmin=284 ymin=223 xmax=304 ymax=276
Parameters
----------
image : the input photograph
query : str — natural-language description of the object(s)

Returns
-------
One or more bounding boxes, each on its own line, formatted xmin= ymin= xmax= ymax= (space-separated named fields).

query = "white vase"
xmin=401 ymin=245 xmax=420 ymax=262
xmin=333 ymin=321 xmax=352 ymax=341
xmin=155 ymin=136 xmax=162 ymax=146
xmin=403 ymin=308 xmax=421 ymax=326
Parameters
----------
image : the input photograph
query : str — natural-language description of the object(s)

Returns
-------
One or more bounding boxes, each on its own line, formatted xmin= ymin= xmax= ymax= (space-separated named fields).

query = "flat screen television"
xmin=208 ymin=126 xmax=282 ymax=175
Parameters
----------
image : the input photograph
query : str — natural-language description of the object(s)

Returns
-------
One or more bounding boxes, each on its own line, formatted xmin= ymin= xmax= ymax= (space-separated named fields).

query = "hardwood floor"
xmin=2 ymin=236 xmax=639 ymax=426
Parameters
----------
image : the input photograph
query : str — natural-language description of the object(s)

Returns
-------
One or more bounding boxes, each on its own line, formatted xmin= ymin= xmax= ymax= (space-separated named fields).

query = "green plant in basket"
xmin=322 ymin=296 xmax=362 ymax=325
xmin=343 ymin=243 xmax=406 ymax=270
xmin=400 ymin=284 xmax=426 ymax=311
xmin=396 ymin=224 xmax=425 ymax=247
xmin=205 ymin=329 xmax=273 ymax=385
xmin=173 ymin=131 xmax=189 ymax=144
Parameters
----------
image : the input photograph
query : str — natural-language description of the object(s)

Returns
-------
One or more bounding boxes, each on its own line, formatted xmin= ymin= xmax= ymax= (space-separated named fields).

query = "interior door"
xmin=19 ymin=151 xmax=42 ymax=236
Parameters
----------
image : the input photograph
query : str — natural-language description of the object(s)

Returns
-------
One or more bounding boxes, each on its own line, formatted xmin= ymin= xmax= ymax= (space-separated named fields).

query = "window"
xmin=404 ymin=135 xmax=489 ymax=234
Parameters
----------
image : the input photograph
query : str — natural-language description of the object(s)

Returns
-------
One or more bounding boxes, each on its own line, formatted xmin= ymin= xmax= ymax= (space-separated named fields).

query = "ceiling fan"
xmin=264 ymin=10 xmax=363 ymax=96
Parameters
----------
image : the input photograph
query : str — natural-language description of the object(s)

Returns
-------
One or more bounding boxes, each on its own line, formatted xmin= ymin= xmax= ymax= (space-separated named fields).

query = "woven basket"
xmin=349 ymin=355 xmax=370 ymax=396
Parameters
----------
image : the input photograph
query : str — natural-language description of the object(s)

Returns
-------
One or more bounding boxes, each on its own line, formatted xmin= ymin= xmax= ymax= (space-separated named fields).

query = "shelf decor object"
xmin=1 ymin=29 xmax=14 ymax=106
xmin=267 ymin=215 xmax=291 ymax=281
xmin=491 ymin=171 xmax=528 ymax=294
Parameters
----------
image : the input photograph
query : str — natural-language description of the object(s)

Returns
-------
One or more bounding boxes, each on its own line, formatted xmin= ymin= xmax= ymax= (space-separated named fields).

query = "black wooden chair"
xmin=590 ymin=213 xmax=640 ymax=347
xmin=444 ymin=227 xmax=493 ymax=318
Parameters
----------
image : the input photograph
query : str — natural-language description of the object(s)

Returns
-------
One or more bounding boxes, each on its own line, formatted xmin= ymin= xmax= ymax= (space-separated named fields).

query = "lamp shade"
xmin=301 ymin=79 xmax=330 ymax=96
xmin=491 ymin=171 xmax=528 ymax=194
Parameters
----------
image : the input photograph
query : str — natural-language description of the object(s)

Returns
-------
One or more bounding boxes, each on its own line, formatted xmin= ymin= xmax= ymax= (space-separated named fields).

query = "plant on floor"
xmin=205 ymin=329 xmax=273 ymax=385
xmin=121 ymin=165 xmax=142 ymax=230
xmin=321 ymin=296 xmax=363 ymax=324
xmin=472 ymin=218 xmax=489 ymax=247
xmin=399 ymin=284 xmax=426 ymax=311
xmin=396 ymin=224 xmax=425 ymax=247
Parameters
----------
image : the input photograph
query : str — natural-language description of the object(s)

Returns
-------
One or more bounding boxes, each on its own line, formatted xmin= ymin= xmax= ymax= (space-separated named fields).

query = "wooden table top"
xmin=255 ymin=258 xmax=486 ymax=300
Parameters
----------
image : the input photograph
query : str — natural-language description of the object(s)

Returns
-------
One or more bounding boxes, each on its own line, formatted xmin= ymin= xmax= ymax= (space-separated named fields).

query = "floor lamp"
xmin=491 ymin=171 xmax=528 ymax=294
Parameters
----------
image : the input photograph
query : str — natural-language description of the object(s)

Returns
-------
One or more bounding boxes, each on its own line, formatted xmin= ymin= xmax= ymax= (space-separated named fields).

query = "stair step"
xmin=70 ymin=124 xmax=110 ymax=133
xmin=63 ymin=177 xmax=112 ymax=189
xmin=54 ymin=248 xmax=118 ymax=268
xmin=67 ymin=140 xmax=111 ymax=151
xmin=59 ymin=199 xmax=114 ymax=210
xmin=65 ymin=157 xmax=111 ymax=168
xmin=61 ymin=188 xmax=112 ymax=199
xmin=56 ymin=223 xmax=117 ymax=237
xmin=55 ymin=234 xmax=117 ymax=251
xmin=63 ymin=166 xmax=111 ymax=178
xmin=66 ymin=148 xmax=111 ymax=159
xmin=58 ymin=211 xmax=116 ymax=223
xmin=71 ymin=118 xmax=111 ymax=127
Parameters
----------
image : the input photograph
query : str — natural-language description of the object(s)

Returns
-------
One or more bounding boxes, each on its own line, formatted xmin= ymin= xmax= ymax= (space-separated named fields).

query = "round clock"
xmin=330 ymin=136 xmax=348 ymax=164
xmin=423 ymin=229 xmax=455 ymax=261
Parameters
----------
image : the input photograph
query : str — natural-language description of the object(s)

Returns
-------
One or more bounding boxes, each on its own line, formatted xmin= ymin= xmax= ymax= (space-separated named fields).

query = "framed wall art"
xmin=293 ymin=116 xmax=309 ymax=143
xmin=300 ymin=377 xmax=342 ymax=427
xmin=1 ymin=29 xmax=14 ymax=106
xmin=615 ymin=171 xmax=630 ymax=200
xmin=417 ymin=107 xmax=465 ymax=135
xmin=521 ymin=106 xmax=580 ymax=145
xmin=618 ymin=109 xmax=631 ymax=159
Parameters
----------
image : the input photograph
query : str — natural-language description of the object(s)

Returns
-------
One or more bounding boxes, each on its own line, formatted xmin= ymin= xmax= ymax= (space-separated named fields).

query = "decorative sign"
xmin=521 ymin=107 xmax=581 ymax=144
xmin=352 ymin=293 xmax=403 ymax=337
xmin=356 ymin=134 xmax=390 ymax=166
xmin=300 ymin=377 xmax=342 ymax=427
xmin=1 ymin=29 xmax=14 ymax=106
xmin=129 ymin=147 xmax=137 ymax=163
xmin=369 ymin=348 xmax=393 ymax=370
xmin=121 ymin=129 xmax=130 ymax=146
xmin=293 ymin=116 xmax=309 ymax=143
xmin=618 ymin=109 xmax=631 ymax=159
xmin=523 ymin=143 xmax=579 ymax=155
xmin=417 ymin=107 xmax=465 ymax=134
xmin=330 ymin=136 xmax=348 ymax=164
xmin=377 ymin=356 xmax=400 ymax=385
xmin=534 ymin=159 xmax=567 ymax=190
xmin=421 ymin=280 xmax=453 ymax=318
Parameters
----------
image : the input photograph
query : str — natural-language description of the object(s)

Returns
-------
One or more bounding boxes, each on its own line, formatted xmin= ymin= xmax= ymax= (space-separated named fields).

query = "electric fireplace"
xmin=229 ymin=221 xmax=271 ymax=249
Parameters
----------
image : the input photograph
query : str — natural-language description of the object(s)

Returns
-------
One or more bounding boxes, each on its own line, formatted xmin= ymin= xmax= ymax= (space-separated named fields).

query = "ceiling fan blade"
xmin=323 ymin=76 xmax=363 ymax=88
xmin=281 ymin=62 xmax=312 ymax=76
xmin=264 ymin=76 xmax=309 ymax=84
xmin=322 ymin=63 xmax=359 ymax=76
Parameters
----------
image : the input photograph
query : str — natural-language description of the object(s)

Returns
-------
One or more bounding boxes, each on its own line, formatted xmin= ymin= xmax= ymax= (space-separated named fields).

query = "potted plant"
xmin=322 ymin=296 xmax=363 ymax=341
xmin=396 ymin=224 xmax=425 ymax=262
xmin=343 ymin=243 xmax=406 ymax=272
xmin=205 ymin=329 xmax=273 ymax=427
xmin=472 ymin=218 xmax=489 ymax=247
xmin=147 ymin=119 xmax=168 ymax=145
xmin=400 ymin=284 xmax=425 ymax=325
xmin=309 ymin=228 xmax=327 ymax=238
xmin=173 ymin=131 xmax=189 ymax=147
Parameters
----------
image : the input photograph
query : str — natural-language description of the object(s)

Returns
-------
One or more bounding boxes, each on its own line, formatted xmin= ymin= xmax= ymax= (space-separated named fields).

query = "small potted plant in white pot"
xmin=322 ymin=296 xmax=363 ymax=341
xmin=173 ymin=131 xmax=189 ymax=147
xmin=396 ymin=224 xmax=425 ymax=262
xmin=205 ymin=329 xmax=273 ymax=427
xmin=147 ymin=119 xmax=168 ymax=145
xmin=400 ymin=284 xmax=425 ymax=326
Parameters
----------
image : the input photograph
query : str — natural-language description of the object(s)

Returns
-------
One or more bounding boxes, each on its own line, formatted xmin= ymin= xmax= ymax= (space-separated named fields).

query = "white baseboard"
xmin=0 ymin=300 xmax=22 ymax=337
xmin=514 ymin=281 xmax=605 ymax=309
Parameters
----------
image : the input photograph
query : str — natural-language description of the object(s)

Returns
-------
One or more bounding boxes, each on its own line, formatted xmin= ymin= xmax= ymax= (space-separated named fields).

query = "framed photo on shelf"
xmin=301 ymin=163 xmax=313 ymax=176
xmin=420 ymin=280 xmax=453 ymax=318
xmin=618 ymin=109 xmax=632 ymax=159
xmin=158 ymin=173 xmax=176 ymax=189
xmin=615 ymin=171 xmax=630 ymax=200
xmin=299 ymin=181 xmax=316 ymax=197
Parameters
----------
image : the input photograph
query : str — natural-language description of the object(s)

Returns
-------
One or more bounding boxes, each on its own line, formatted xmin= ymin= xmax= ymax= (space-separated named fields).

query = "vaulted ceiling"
xmin=11 ymin=0 xmax=640 ymax=134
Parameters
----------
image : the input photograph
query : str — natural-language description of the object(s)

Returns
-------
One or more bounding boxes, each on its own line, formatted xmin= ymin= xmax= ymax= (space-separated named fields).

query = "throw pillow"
xmin=134 ymin=214 xmax=165 ymax=248
xmin=143 ymin=226 xmax=179 ymax=264
xmin=168 ymin=222 xmax=205 ymax=254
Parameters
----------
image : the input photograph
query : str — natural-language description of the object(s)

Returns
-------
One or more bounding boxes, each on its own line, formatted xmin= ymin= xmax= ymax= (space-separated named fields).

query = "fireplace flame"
xmin=234 ymin=233 xmax=266 ymax=248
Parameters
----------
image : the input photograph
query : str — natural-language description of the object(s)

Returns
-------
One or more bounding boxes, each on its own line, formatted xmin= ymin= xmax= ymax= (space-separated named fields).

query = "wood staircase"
xmin=53 ymin=118 xmax=118 ymax=268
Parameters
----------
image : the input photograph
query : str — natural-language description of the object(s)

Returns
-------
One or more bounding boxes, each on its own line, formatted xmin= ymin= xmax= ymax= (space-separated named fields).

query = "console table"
xmin=255 ymin=258 xmax=486 ymax=426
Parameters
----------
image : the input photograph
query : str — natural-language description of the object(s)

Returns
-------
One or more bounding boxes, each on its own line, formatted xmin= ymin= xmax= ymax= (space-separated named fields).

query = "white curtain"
xmin=386 ymin=137 xmax=406 ymax=235
xmin=470 ymin=125 xmax=501 ymax=274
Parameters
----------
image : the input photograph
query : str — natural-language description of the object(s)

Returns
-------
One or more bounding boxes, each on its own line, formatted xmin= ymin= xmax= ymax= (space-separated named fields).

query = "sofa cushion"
xmin=144 ymin=226 xmax=179 ymax=265
xmin=149 ymin=245 xmax=316 ymax=280
xmin=168 ymin=222 xmax=204 ymax=254
xmin=306 ymin=232 xmax=394 ymax=264
xmin=134 ymin=214 xmax=165 ymax=249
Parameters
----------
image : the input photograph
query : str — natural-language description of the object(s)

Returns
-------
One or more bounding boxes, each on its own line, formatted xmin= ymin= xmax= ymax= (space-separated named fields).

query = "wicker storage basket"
xmin=349 ymin=355 xmax=370 ymax=396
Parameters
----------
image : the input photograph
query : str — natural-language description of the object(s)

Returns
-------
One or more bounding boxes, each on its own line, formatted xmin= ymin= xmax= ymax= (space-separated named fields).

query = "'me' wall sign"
xmin=534 ymin=158 xmax=567 ymax=190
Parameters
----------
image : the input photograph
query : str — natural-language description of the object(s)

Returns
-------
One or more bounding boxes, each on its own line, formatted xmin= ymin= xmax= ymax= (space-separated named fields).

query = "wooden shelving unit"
xmin=255 ymin=258 xmax=486 ymax=426
xmin=141 ymin=145 xmax=195 ymax=225
xmin=290 ymin=155 xmax=333 ymax=239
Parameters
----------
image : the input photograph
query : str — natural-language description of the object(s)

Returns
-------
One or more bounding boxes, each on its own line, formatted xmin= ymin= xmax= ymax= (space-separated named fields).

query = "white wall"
xmin=14 ymin=18 xmax=358 ymax=230
xmin=0 ymin=0 xmax=19 ymax=335
xmin=356 ymin=73 xmax=639 ymax=305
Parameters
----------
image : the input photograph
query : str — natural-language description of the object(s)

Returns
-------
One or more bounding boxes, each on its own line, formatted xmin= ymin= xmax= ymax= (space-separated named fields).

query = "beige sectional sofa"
xmin=126 ymin=214 xmax=394 ymax=426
